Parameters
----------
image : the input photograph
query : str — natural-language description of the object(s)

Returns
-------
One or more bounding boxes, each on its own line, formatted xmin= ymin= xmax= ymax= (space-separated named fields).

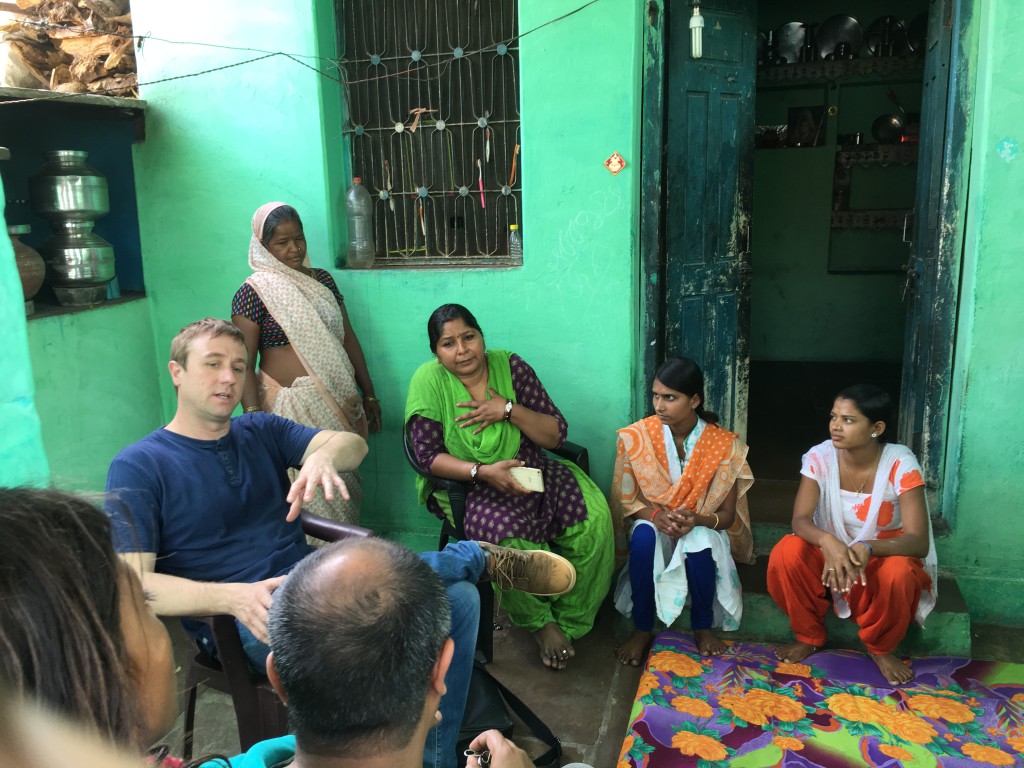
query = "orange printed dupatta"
xmin=611 ymin=415 xmax=755 ymax=566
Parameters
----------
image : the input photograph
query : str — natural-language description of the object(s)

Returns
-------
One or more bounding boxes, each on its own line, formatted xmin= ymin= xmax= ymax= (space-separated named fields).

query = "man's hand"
xmin=466 ymin=730 xmax=533 ymax=768
xmin=286 ymin=442 xmax=351 ymax=522
xmin=223 ymin=576 xmax=286 ymax=645
xmin=288 ymin=432 xmax=367 ymax=521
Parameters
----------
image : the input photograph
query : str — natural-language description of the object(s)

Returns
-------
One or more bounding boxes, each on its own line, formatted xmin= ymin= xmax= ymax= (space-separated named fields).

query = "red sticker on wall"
xmin=604 ymin=151 xmax=627 ymax=175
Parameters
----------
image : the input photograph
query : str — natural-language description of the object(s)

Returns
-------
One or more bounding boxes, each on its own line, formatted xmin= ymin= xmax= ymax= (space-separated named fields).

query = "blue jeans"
xmin=235 ymin=540 xmax=484 ymax=768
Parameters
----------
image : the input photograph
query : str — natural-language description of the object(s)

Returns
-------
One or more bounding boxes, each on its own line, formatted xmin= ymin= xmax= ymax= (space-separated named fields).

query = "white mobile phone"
xmin=508 ymin=466 xmax=544 ymax=492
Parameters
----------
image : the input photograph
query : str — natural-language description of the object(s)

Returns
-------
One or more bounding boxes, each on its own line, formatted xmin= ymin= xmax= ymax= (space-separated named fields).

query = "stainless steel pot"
xmin=39 ymin=221 xmax=115 ymax=305
xmin=29 ymin=150 xmax=110 ymax=221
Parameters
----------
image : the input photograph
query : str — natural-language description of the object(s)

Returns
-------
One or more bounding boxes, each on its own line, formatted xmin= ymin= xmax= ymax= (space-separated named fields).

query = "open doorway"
xmin=745 ymin=0 xmax=930 ymax=516
xmin=639 ymin=0 xmax=961 ymax=521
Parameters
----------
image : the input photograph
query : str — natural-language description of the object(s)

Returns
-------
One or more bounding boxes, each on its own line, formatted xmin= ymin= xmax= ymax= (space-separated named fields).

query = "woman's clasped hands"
xmin=652 ymin=506 xmax=697 ymax=538
xmin=819 ymin=535 xmax=872 ymax=593
xmin=455 ymin=386 xmax=510 ymax=433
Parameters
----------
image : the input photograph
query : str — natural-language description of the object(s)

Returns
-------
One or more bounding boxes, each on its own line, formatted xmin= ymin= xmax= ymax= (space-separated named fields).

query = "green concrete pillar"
xmin=0 ymin=172 xmax=50 ymax=487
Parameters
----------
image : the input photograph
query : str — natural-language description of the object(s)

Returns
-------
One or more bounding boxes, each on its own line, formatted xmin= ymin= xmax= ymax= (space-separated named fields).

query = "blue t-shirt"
xmin=106 ymin=413 xmax=318 ymax=584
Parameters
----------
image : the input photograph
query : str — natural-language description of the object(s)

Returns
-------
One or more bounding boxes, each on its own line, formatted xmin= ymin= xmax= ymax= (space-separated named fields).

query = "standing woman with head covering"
xmin=232 ymin=202 xmax=381 ymax=524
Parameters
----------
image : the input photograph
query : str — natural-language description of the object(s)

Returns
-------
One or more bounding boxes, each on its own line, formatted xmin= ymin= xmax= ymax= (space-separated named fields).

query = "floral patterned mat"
xmin=618 ymin=630 xmax=1024 ymax=767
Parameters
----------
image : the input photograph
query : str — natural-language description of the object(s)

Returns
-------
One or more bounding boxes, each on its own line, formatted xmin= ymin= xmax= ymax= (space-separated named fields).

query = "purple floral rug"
xmin=618 ymin=630 xmax=1024 ymax=767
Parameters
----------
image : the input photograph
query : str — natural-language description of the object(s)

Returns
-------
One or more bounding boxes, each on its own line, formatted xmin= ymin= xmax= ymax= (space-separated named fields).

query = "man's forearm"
xmin=312 ymin=431 xmax=368 ymax=472
xmin=119 ymin=553 xmax=235 ymax=617
xmin=142 ymin=570 xmax=239 ymax=617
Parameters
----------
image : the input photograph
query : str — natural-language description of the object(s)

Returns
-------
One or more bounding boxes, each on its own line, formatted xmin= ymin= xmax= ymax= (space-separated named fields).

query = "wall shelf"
xmin=758 ymin=56 xmax=924 ymax=88
xmin=837 ymin=143 xmax=919 ymax=168
xmin=26 ymin=290 xmax=146 ymax=321
xmin=0 ymin=86 xmax=145 ymax=114
xmin=831 ymin=209 xmax=912 ymax=230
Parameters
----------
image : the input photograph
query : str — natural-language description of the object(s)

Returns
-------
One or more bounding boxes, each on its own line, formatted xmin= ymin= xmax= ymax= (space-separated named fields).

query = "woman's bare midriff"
xmin=258 ymin=344 xmax=307 ymax=388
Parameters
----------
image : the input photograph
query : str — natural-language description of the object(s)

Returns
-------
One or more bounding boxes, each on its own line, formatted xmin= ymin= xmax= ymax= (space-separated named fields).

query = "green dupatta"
xmin=405 ymin=349 xmax=520 ymax=506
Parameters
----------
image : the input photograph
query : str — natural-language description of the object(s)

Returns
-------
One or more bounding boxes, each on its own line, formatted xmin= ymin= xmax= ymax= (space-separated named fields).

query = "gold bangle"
xmin=363 ymin=396 xmax=379 ymax=403
xmin=244 ymin=406 xmax=261 ymax=413
xmin=706 ymin=511 xmax=720 ymax=530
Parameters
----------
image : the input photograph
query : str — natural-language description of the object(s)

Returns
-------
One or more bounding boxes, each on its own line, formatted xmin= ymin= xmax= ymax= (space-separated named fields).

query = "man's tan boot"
xmin=477 ymin=542 xmax=576 ymax=596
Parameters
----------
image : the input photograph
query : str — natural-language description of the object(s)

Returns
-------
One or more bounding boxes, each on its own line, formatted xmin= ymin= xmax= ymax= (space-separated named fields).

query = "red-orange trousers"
xmin=766 ymin=534 xmax=930 ymax=655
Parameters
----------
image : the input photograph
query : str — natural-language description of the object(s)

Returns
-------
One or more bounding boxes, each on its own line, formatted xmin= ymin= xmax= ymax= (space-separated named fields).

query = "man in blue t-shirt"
xmin=107 ymin=318 xmax=576 ymax=768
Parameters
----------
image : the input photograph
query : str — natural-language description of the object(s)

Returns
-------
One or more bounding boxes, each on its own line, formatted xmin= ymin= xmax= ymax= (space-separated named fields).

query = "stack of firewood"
xmin=0 ymin=0 xmax=137 ymax=97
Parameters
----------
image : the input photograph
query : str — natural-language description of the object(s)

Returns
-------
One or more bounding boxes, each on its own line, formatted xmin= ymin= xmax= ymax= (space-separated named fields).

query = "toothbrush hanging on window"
xmin=484 ymin=109 xmax=491 ymax=162
xmin=477 ymin=158 xmax=486 ymax=209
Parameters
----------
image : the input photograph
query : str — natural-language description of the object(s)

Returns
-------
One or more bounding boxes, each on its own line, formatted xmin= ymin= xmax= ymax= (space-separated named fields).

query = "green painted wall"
xmin=751 ymin=146 xmax=906 ymax=362
xmin=0 ymin=180 xmax=50 ymax=487
xmin=26 ymin=300 xmax=163 ymax=492
xmin=128 ymin=0 xmax=642 ymax=541
xmin=6 ymin=0 xmax=1024 ymax=630
xmin=937 ymin=0 xmax=1024 ymax=625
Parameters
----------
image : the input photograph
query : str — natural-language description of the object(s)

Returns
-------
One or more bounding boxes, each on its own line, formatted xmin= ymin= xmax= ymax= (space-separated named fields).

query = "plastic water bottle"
xmin=344 ymin=177 xmax=376 ymax=269
xmin=508 ymin=224 xmax=522 ymax=259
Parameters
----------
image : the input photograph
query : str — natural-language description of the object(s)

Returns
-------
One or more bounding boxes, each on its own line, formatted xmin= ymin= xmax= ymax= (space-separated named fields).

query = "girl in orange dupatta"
xmin=611 ymin=358 xmax=754 ymax=664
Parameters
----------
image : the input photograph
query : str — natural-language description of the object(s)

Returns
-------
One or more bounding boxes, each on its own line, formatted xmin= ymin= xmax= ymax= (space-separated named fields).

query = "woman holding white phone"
xmin=405 ymin=304 xmax=614 ymax=670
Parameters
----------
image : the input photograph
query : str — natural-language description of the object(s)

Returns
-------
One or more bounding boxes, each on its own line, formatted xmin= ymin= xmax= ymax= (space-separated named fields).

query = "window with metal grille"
xmin=337 ymin=0 xmax=522 ymax=267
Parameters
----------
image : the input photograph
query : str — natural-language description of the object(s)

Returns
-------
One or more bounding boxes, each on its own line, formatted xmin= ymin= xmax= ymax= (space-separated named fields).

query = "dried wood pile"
xmin=0 ymin=0 xmax=137 ymax=97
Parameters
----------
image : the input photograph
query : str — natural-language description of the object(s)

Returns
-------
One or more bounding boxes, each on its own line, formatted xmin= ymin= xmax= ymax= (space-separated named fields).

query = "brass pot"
xmin=8 ymin=224 xmax=46 ymax=315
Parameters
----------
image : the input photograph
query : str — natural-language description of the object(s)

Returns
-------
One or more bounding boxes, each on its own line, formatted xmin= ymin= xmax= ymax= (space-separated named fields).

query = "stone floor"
xmin=161 ymin=607 xmax=1024 ymax=767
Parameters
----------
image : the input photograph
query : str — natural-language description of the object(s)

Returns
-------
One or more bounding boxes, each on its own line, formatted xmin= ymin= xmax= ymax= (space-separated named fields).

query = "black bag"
xmin=456 ymin=661 xmax=561 ymax=767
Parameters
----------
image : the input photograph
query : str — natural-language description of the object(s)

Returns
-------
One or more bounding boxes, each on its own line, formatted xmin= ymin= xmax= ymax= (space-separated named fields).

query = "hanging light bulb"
xmin=690 ymin=3 xmax=704 ymax=59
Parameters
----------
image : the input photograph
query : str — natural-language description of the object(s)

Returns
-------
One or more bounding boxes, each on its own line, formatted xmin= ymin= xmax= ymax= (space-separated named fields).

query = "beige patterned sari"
xmin=246 ymin=202 xmax=367 ymax=523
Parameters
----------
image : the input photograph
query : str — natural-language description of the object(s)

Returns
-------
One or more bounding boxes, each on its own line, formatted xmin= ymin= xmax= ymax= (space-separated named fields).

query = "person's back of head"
xmin=0 ymin=488 xmax=163 ymax=749
xmin=268 ymin=538 xmax=451 ymax=759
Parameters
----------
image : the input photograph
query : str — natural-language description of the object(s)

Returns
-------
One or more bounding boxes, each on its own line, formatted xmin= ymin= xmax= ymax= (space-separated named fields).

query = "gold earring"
xmin=871 ymin=433 xmax=878 ymax=438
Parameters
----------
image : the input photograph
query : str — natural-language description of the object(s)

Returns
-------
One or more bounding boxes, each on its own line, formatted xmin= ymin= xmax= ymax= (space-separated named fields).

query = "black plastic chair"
xmin=402 ymin=418 xmax=590 ymax=663
xmin=181 ymin=510 xmax=373 ymax=759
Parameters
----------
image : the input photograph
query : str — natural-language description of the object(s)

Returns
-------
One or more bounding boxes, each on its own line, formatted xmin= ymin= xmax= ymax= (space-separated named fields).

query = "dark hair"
xmin=261 ymin=204 xmax=302 ymax=244
xmin=0 ymin=488 xmax=143 ymax=746
xmin=426 ymin=303 xmax=483 ymax=353
xmin=269 ymin=538 xmax=451 ymax=758
xmin=834 ymin=384 xmax=893 ymax=442
xmin=653 ymin=357 xmax=719 ymax=424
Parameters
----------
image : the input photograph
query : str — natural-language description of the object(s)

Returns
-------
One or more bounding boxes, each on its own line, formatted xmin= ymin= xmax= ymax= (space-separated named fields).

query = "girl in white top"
xmin=766 ymin=384 xmax=935 ymax=686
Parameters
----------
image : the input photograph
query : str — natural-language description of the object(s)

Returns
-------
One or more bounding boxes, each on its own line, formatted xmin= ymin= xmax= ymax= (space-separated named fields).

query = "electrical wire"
xmin=0 ymin=0 xmax=605 ymax=105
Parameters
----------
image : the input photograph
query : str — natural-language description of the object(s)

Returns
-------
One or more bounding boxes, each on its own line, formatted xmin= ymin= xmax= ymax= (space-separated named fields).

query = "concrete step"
xmin=706 ymin=557 xmax=972 ymax=658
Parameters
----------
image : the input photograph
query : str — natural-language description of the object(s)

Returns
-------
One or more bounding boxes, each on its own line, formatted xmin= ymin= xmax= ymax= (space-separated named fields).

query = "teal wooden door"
xmin=898 ymin=0 xmax=968 ymax=508
xmin=656 ymin=0 xmax=756 ymax=433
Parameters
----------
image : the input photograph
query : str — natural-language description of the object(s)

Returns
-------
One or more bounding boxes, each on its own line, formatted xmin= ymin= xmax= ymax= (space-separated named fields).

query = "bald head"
xmin=268 ymin=538 xmax=451 ymax=758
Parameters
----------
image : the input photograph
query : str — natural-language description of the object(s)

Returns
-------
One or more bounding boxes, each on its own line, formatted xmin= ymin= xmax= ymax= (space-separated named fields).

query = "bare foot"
xmin=694 ymin=628 xmax=726 ymax=656
xmin=871 ymin=653 xmax=914 ymax=686
xmin=615 ymin=629 xmax=655 ymax=666
xmin=534 ymin=622 xmax=574 ymax=670
xmin=776 ymin=640 xmax=820 ymax=664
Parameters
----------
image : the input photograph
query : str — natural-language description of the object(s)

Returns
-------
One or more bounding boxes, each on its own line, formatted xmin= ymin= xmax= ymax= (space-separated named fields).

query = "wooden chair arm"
xmin=300 ymin=510 xmax=373 ymax=542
